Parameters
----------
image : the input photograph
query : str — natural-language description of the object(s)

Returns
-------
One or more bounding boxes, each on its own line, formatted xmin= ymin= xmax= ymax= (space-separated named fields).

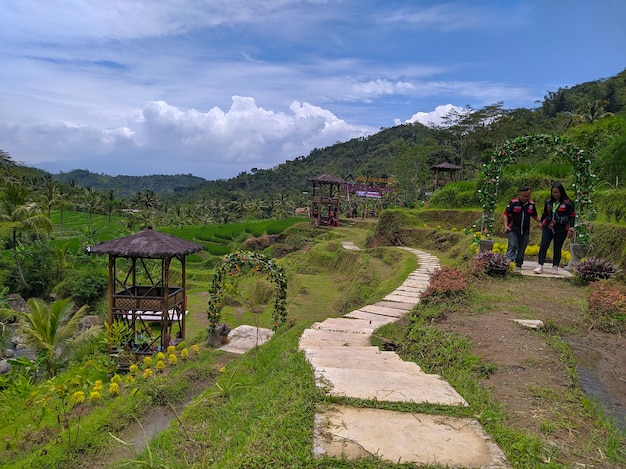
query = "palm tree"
xmin=0 ymin=182 xmax=54 ymax=290
xmin=16 ymin=297 xmax=100 ymax=377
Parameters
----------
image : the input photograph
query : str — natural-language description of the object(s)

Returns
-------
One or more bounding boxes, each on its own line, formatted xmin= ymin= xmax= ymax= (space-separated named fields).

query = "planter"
xmin=486 ymin=268 xmax=507 ymax=277
xmin=566 ymin=243 xmax=588 ymax=270
xmin=206 ymin=324 xmax=231 ymax=347
xmin=479 ymin=239 xmax=495 ymax=252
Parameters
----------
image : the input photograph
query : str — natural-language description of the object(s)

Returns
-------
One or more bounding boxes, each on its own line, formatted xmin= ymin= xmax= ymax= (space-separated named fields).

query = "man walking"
xmin=503 ymin=185 xmax=539 ymax=272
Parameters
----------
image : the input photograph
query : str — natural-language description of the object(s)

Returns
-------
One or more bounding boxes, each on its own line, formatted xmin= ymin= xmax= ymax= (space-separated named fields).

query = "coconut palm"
xmin=0 ymin=182 xmax=54 ymax=290
xmin=16 ymin=297 xmax=100 ymax=377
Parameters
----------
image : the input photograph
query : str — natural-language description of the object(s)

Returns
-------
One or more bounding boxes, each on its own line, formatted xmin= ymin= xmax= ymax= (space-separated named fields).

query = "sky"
xmin=0 ymin=1 xmax=625 ymax=181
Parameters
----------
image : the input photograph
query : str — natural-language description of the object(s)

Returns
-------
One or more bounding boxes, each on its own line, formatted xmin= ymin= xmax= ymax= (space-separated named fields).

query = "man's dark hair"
xmin=518 ymin=185 xmax=530 ymax=192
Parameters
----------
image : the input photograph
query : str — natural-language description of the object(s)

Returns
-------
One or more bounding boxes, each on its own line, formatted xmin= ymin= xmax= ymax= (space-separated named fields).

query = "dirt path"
xmin=436 ymin=274 xmax=625 ymax=467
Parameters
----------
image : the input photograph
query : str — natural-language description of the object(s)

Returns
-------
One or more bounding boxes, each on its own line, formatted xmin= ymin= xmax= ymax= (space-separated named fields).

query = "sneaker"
xmin=534 ymin=265 xmax=543 ymax=274
xmin=551 ymin=266 xmax=558 ymax=275
xmin=514 ymin=266 xmax=522 ymax=273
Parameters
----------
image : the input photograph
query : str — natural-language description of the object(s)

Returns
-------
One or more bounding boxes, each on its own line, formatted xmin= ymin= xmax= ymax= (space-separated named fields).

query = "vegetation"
xmin=0 ymin=70 xmax=625 ymax=467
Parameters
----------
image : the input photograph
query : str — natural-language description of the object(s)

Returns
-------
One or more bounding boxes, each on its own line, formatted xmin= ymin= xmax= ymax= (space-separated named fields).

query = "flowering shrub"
xmin=587 ymin=279 xmax=626 ymax=333
xmin=420 ymin=266 xmax=469 ymax=304
xmin=574 ymin=257 xmax=621 ymax=283
xmin=472 ymin=251 xmax=509 ymax=277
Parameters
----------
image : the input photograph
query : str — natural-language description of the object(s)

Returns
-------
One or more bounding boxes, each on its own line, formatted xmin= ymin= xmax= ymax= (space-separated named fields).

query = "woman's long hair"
xmin=550 ymin=182 xmax=571 ymax=202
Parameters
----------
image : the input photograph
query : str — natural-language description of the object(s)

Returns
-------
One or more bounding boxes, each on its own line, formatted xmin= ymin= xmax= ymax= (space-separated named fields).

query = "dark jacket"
xmin=540 ymin=198 xmax=576 ymax=233
xmin=504 ymin=197 xmax=538 ymax=234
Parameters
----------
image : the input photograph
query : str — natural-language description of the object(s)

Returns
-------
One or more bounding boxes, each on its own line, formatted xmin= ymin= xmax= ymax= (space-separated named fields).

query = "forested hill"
xmin=44 ymin=68 xmax=626 ymax=204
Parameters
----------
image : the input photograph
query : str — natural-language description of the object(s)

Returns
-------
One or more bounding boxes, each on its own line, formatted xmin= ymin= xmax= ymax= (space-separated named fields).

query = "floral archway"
xmin=207 ymin=251 xmax=287 ymax=332
xmin=478 ymin=134 xmax=595 ymax=245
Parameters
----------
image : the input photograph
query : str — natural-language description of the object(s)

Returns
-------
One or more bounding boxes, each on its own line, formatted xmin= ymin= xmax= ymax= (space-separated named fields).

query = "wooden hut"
xmin=88 ymin=229 xmax=203 ymax=354
xmin=430 ymin=162 xmax=462 ymax=191
xmin=307 ymin=174 xmax=345 ymax=226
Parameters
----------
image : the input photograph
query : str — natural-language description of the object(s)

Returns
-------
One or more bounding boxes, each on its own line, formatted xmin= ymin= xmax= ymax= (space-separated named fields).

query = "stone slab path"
xmin=299 ymin=244 xmax=509 ymax=468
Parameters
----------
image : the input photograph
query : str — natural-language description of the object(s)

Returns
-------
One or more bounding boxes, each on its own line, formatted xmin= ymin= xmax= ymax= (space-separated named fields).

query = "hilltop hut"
xmin=88 ymin=229 xmax=203 ymax=355
xmin=307 ymin=174 xmax=345 ymax=226
xmin=430 ymin=162 xmax=462 ymax=191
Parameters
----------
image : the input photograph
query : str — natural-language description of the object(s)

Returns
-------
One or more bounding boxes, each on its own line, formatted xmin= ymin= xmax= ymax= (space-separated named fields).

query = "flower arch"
xmin=207 ymin=251 xmax=288 ymax=332
xmin=478 ymin=134 xmax=595 ymax=245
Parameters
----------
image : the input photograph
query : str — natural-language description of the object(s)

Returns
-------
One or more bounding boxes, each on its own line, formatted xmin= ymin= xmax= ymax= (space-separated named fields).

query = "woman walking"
xmin=534 ymin=182 xmax=576 ymax=274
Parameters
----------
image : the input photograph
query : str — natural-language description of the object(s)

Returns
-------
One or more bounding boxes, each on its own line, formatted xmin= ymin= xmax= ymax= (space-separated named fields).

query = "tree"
xmin=0 ymin=182 xmax=53 ymax=291
xmin=15 ymin=297 xmax=100 ymax=376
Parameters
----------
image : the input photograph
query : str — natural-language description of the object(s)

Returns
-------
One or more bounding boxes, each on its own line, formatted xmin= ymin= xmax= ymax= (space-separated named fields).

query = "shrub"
xmin=420 ymin=266 xmax=469 ymax=304
xmin=587 ymin=279 xmax=626 ymax=333
xmin=574 ymin=257 xmax=621 ymax=283
xmin=472 ymin=251 xmax=510 ymax=277
xmin=56 ymin=269 xmax=108 ymax=306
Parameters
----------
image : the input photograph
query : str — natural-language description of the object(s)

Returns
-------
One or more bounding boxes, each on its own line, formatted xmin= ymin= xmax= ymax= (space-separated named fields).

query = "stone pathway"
xmin=299 ymin=244 xmax=509 ymax=468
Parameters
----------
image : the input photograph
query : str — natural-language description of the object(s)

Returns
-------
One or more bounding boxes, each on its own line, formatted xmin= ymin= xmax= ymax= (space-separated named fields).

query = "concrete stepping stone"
xmin=303 ymin=346 xmax=421 ymax=373
xmin=311 ymin=317 xmax=377 ymax=334
xmin=382 ymin=293 xmax=420 ymax=304
xmin=343 ymin=310 xmax=398 ymax=325
xmin=360 ymin=304 xmax=409 ymax=318
xmin=372 ymin=300 xmax=414 ymax=311
xmin=314 ymin=367 xmax=468 ymax=405
xmin=314 ymin=405 xmax=508 ymax=468
xmin=299 ymin=329 xmax=372 ymax=348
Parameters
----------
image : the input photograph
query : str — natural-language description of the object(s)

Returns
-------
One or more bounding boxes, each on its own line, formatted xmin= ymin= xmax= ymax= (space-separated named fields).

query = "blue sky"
xmin=0 ymin=1 xmax=624 ymax=181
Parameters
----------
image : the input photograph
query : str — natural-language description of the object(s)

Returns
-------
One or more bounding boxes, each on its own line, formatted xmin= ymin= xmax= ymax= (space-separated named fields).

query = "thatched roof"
xmin=88 ymin=229 xmax=203 ymax=258
xmin=306 ymin=174 xmax=346 ymax=184
xmin=430 ymin=162 xmax=462 ymax=171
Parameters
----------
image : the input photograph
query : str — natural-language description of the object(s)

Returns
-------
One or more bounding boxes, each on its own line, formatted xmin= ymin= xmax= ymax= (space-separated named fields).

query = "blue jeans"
xmin=505 ymin=231 xmax=529 ymax=267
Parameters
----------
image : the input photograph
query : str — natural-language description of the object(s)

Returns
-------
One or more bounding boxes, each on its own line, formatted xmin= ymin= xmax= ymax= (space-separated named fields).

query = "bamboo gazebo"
xmin=88 ymin=229 xmax=203 ymax=354
xmin=307 ymin=174 xmax=345 ymax=226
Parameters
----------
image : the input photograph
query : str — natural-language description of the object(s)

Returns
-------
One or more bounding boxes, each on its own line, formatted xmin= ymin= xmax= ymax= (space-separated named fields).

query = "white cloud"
xmin=404 ymin=104 xmax=466 ymax=127
xmin=0 ymin=97 xmax=374 ymax=179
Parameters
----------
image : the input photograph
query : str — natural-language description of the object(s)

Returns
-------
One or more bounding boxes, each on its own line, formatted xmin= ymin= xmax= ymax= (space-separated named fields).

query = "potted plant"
xmin=207 ymin=323 xmax=231 ymax=346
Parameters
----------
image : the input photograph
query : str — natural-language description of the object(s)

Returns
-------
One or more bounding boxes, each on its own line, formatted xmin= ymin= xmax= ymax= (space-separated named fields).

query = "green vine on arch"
xmin=207 ymin=251 xmax=287 ymax=332
xmin=478 ymin=134 xmax=595 ymax=245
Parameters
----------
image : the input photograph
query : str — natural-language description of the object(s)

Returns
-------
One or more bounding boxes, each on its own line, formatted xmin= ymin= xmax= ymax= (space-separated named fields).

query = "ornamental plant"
xmin=419 ymin=266 xmax=469 ymax=304
xmin=573 ymin=257 xmax=621 ymax=283
xmin=586 ymin=279 xmax=626 ymax=333
xmin=472 ymin=251 xmax=510 ymax=277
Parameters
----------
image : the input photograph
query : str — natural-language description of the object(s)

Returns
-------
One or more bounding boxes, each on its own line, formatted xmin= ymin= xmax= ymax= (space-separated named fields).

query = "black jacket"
xmin=504 ymin=197 xmax=538 ymax=234
xmin=540 ymin=198 xmax=576 ymax=233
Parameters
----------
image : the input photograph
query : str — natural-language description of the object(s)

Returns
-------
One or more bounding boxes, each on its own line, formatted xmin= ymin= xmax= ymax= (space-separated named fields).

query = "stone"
xmin=513 ymin=319 xmax=544 ymax=329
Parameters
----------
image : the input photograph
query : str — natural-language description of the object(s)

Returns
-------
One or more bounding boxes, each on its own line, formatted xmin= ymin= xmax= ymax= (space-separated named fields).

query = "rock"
xmin=4 ymin=348 xmax=15 ymax=358
xmin=513 ymin=319 xmax=544 ymax=329
xmin=0 ymin=360 xmax=10 ymax=375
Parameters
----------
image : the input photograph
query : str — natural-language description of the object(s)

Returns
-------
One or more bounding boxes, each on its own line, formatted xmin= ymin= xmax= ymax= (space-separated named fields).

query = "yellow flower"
xmin=93 ymin=383 xmax=103 ymax=393
xmin=129 ymin=364 xmax=138 ymax=375
xmin=71 ymin=391 xmax=85 ymax=404
xmin=109 ymin=382 xmax=120 ymax=396
xmin=125 ymin=375 xmax=135 ymax=385
xmin=155 ymin=360 xmax=166 ymax=371
xmin=192 ymin=344 xmax=200 ymax=354
xmin=111 ymin=374 xmax=122 ymax=384
xmin=156 ymin=352 xmax=165 ymax=361
xmin=94 ymin=380 xmax=103 ymax=387
xmin=219 ymin=366 xmax=226 ymax=373
xmin=143 ymin=368 xmax=153 ymax=379
xmin=180 ymin=348 xmax=189 ymax=359
xmin=89 ymin=390 xmax=101 ymax=402
xmin=168 ymin=354 xmax=177 ymax=365
xmin=167 ymin=345 xmax=176 ymax=354
xmin=143 ymin=356 xmax=153 ymax=367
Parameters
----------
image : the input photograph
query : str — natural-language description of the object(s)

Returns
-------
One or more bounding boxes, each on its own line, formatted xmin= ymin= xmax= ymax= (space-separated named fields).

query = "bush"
xmin=472 ymin=251 xmax=510 ymax=277
xmin=587 ymin=279 xmax=626 ymax=333
xmin=56 ymin=269 xmax=108 ymax=306
xmin=420 ymin=266 xmax=469 ymax=304
xmin=574 ymin=257 xmax=621 ymax=283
